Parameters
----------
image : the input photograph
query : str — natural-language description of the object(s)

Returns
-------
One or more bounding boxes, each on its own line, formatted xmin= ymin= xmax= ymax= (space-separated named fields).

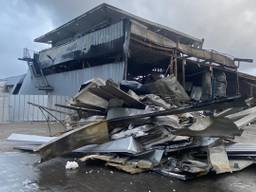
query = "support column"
xmin=123 ymin=19 xmax=131 ymax=80
xmin=182 ymin=59 xmax=186 ymax=87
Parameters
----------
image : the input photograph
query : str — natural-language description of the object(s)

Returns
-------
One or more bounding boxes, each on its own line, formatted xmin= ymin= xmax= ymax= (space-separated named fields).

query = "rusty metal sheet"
xmin=35 ymin=121 xmax=109 ymax=162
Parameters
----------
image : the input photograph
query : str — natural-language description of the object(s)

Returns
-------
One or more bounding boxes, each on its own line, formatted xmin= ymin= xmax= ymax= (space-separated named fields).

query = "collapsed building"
xmin=18 ymin=3 xmax=255 ymax=99
xmin=8 ymin=3 xmax=256 ymax=181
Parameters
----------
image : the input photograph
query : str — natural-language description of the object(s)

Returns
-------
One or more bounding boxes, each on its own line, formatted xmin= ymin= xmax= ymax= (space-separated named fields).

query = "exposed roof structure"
xmin=34 ymin=3 xmax=203 ymax=46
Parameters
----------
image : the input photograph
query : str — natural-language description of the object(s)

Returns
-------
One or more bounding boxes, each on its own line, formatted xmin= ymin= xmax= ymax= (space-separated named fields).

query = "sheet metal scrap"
xmin=234 ymin=113 xmax=256 ymax=128
xmin=229 ymin=160 xmax=255 ymax=172
xmin=75 ymin=136 xmax=143 ymax=155
xmin=153 ymin=169 xmax=188 ymax=180
xmin=89 ymin=80 xmax=145 ymax=109
xmin=174 ymin=117 xmax=243 ymax=137
xmin=226 ymin=106 xmax=256 ymax=120
xmin=35 ymin=121 xmax=109 ymax=162
xmin=225 ymin=143 xmax=256 ymax=157
xmin=7 ymin=133 xmax=57 ymax=152
xmin=140 ymin=94 xmax=172 ymax=109
xmin=108 ymin=96 xmax=246 ymax=126
xmin=111 ymin=124 xmax=155 ymax=140
xmin=107 ymin=108 xmax=148 ymax=121
xmin=7 ymin=133 xmax=56 ymax=144
xmin=208 ymin=145 xmax=232 ymax=174
xmin=181 ymin=159 xmax=209 ymax=174
xmin=153 ymin=157 xmax=209 ymax=180
xmin=72 ymin=79 xmax=108 ymax=110
xmin=72 ymin=78 xmax=145 ymax=111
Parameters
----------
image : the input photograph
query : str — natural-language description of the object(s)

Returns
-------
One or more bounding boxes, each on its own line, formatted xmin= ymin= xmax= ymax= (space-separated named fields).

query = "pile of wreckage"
xmin=8 ymin=76 xmax=256 ymax=180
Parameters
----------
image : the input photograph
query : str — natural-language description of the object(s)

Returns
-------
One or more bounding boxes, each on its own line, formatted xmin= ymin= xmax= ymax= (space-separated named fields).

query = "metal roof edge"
xmin=34 ymin=3 xmax=202 ymax=45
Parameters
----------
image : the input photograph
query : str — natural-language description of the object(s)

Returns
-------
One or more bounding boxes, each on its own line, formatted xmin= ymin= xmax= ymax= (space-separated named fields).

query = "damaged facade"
xmin=7 ymin=3 xmax=256 ymax=182
xmin=18 ymin=3 xmax=255 ymax=99
xmin=8 ymin=77 xmax=256 ymax=180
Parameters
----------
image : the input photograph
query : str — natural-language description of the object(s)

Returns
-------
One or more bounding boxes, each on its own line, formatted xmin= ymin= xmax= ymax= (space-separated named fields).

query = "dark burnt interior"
xmin=127 ymin=38 xmax=239 ymax=99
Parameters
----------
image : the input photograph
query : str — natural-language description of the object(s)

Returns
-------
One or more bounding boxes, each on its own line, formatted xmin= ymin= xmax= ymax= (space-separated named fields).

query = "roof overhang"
xmin=34 ymin=3 xmax=203 ymax=46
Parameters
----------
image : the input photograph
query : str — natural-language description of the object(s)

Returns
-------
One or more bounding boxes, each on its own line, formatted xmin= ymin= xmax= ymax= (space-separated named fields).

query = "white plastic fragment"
xmin=65 ymin=161 xmax=79 ymax=170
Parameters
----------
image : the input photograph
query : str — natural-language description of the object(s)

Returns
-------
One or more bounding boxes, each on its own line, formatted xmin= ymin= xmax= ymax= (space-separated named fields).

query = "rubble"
xmin=7 ymin=77 xmax=256 ymax=181
xmin=35 ymin=121 xmax=109 ymax=162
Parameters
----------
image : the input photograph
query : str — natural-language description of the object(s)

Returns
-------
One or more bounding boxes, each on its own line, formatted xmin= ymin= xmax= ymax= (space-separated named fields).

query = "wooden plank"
xmin=35 ymin=121 xmax=109 ymax=162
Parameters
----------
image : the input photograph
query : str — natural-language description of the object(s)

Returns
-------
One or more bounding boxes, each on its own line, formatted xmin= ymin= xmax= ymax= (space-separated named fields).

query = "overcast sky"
xmin=1 ymin=0 xmax=256 ymax=78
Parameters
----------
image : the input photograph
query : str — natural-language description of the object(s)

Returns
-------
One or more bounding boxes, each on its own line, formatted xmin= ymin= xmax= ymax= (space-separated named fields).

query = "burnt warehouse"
xmin=18 ymin=3 xmax=255 ymax=99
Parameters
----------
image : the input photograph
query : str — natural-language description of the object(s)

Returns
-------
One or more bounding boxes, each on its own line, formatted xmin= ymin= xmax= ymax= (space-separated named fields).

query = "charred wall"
xmin=36 ymin=21 xmax=124 ymax=71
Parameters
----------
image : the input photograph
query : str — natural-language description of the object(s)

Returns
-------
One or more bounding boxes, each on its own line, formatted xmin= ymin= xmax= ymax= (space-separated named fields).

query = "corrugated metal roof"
xmin=34 ymin=3 xmax=202 ymax=46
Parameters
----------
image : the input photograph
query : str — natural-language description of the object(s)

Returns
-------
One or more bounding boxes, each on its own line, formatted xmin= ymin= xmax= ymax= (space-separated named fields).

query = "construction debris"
xmin=35 ymin=121 xmax=109 ymax=162
xmin=8 ymin=77 xmax=256 ymax=181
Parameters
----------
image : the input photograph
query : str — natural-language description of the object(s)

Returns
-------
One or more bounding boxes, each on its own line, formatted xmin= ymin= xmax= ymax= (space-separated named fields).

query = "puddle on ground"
xmin=0 ymin=152 xmax=255 ymax=192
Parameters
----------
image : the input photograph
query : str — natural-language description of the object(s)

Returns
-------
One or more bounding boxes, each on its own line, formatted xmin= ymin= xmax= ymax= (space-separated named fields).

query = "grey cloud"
xmin=1 ymin=0 xmax=256 ymax=78
xmin=26 ymin=0 xmax=256 ymax=73
xmin=0 ymin=0 xmax=52 ymax=78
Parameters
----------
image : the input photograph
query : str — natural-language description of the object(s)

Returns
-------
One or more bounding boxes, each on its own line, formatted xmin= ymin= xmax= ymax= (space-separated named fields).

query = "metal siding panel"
xmin=20 ymin=62 xmax=125 ymax=96
xmin=39 ymin=21 xmax=124 ymax=67
xmin=0 ymin=95 xmax=70 ymax=122
xmin=0 ymin=94 xmax=9 ymax=122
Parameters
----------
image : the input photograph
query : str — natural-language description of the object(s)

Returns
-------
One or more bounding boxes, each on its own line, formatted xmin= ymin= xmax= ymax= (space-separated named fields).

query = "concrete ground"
xmin=0 ymin=122 xmax=256 ymax=192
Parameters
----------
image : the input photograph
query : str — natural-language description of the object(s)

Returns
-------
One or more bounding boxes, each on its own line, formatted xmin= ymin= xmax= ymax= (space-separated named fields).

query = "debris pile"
xmin=8 ymin=77 xmax=256 ymax=180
